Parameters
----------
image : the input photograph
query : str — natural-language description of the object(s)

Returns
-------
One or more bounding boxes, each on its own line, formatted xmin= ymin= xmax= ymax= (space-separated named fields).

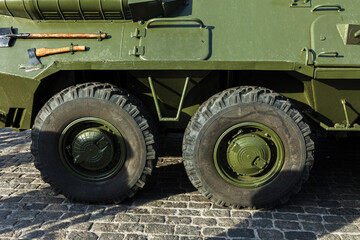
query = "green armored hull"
xmin=0 ymin=0 xmax=358 ymax=208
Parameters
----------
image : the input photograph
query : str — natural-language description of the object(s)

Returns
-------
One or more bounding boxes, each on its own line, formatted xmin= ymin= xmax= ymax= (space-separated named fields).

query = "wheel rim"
xmin=214 ymin=122 xmax=285 ymax=188
xmin=59 ymin=117 xmax=126 ymax=181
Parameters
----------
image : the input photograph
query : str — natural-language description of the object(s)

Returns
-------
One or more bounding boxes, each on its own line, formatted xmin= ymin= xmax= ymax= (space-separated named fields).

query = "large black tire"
xmin=183 ymin=86 xmax=314 ymax=208
xmin=31 ymin=83 xmax=157 ymax=203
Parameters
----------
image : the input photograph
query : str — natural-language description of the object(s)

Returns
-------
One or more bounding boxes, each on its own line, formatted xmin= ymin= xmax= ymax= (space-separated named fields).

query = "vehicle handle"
xmin=302 ymin=47 xmax=311 ymax=66
xmin=317 ymin=52 xmax=339 ymax=58
xmin=311 ymin=5 xmax=342 ymax=12
xmin=146 ymin=18 xmax=205 ymax=29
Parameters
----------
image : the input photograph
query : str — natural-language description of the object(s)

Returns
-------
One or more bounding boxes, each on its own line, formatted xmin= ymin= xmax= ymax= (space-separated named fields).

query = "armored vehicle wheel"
xmin=183 ymin=87 xmax=314 ymax=208
xmin=31 ymin=83 xmax=157 ymax=203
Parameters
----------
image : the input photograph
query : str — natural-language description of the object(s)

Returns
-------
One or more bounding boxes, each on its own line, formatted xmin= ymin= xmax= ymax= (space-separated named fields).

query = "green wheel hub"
xmin=72 ymin=128 xmax=115 ymax=171
xmin=59 ymin=117 xmax=126 ymax=181
xmin=214 ymin=122 xmax=284 ymax=188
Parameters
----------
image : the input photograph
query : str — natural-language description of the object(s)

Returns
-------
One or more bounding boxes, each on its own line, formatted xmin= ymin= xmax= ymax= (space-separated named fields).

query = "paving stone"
xmin=317 ymin=234 xmax=341 ymax=240
xmin=190 ymin=195 xmax=207 ymax=202
xmin=231 ymin=210 xmax=252 ymax=218
xmin=301 ymin=222 xmax=326 ymax=233
xmin=193 ymin=217 xmax=216 ymax=226
xmin=20 ymin=230 xmax=46 ymax=239
xmin=1 ymin=130 xmax=360 ymax=240
xmin=257 ymin=229 xmax=284 ymax=240
xmin=227 ymin=228 xmax=255 ymax=238
xmin=175 ymin=225 xmax=201 ymax=236
xmin=115 ymin=214 xmax=141 ymax=223
xmin=275 ymin=220 xmax=301 ymax=230
xmin=188 ymin=202 xmax=212 ymax=209
xmin=178 ymin=209 xmax=201 ymax=216
xmin=202 ymin=227 xmax=226 ymax=237
xmin=344 ymin=215 xmax=360 ymax=223
xmin=118 ymin=223 xmax=145 ymax=233
xmin=34 ymin=211 xmax=63 ymax=222
xmin=91 ymin=223 xmax=118 ymax=232
xmin=0 ymin=210 xmax=11 ymax=219
xmin=202 ymin=209 xmax=230 ymax=217
xmin=297 ymin=214 xmax=322 ymax=222
xmin=124 ymin=234 xmax=147 ymax=240
xmin=22 ymin=203 xmax=48 ymax=211
xmin=104 ymin=205 xmax=128 ymax=214
xmin=42 ymin=230 xmax=67 ymax=240
xmin=323 ymin=215 xmax=347 ymax=223
xmin=341 ymin=235 xmax=360 ymax=240
xmin=67 ymin=222 xmax=92 ymax=231
xmin=151 ymin=208 xmax=177 ymax=215
xmin=145 ymin=224 xmax=174 ymax=234
xmin=273 ymin=213 xmax=298 ymax=221
xmin=252 ymin=211 xmax=272 ymax=219
xmin=68 ymin=204 xmax=88 ymax=212
xmin=13 ymin=220 xmax=41 ymax=230
xmin=61 ymin=213 xmax=91 ymax=222
xmin=99 ymin=233 xmax=125 ymax=240
xmin=42 ymin=221 xmax=71 ymax=231
xmin=179 ymin=237 xmax=203 ymax=240
xmin=151 ymin=236 xmax=179 ymax=240
xmin=324 ymin=224 xmax=359 ymax=233
xmin=67 ymin=231 xmax=98 ymax=240
xmin=140 ymin=215 xmax=166 ymax=223
xmin=328 ymin=208 xmax=360 ymax=216
xmin=167 ymin=216 xmax=192 ymax=225
xmin=89 ymin=213 xmax=115 ymax=222
xmin=7 ymin=210 xmax=39 ymax=220
xmin=0 ymin=228 xmax=14 ymax=238
xmin=250 ymin=219 xmax=273 ymax=229
xmin=216 ymin=218 xmax=249 ymax=228
xmin=126 ymin=208 xmax=150 ymax=215
xmin=46 ymin=204 xmax=69 ymax=211
xmin=284 ymin=231 xmax=317 ymax=240
xmin=304 ymin=207 xmax=329 ymax=214
xmin=163 ymin=202 xmax=187 ymax=208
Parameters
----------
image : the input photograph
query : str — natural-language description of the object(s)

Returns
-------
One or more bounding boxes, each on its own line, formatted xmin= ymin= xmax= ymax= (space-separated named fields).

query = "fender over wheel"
xmin=183 ymin=86 xmax=314 ymax=208
xmin=31 ymin=83 xmax=157 ymax=203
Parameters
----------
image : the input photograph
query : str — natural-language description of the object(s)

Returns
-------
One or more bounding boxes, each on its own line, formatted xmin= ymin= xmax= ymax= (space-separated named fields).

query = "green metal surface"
xmin=58 ymin=117 xmax=126 ymax=181
xmin=0 ymin=0 xmax=184 ymax=21
xmin=0 ymin=0 xmax=359 ymax=131
xmin=148 ymin=76 xmax=189 ymax=122
xmin=214 ymin=123 xmax=285 ymax=188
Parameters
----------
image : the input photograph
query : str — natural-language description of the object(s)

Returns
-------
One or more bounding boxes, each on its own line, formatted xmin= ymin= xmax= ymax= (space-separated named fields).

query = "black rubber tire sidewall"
xmin=37 ymin=98 xmax=146 ymax=202
xmin=192 ymin=102 xmax=306 ymax=207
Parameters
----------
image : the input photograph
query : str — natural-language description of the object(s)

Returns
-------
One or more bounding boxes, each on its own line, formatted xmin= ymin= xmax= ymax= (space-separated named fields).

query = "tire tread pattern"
xmin=31 ymin=82 xmax=158 ymax=203
xmin=182 ymin=86 xmax=315 ymax=209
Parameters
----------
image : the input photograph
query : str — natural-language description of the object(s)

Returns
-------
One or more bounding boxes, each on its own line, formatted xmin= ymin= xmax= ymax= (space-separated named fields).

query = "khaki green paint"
xmin=0 ymin=0 xmax=359 ymax=131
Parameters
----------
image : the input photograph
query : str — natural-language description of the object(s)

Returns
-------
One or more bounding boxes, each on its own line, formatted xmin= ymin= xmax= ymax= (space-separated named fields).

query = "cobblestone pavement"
xmin=0 ymin=128 xmax=360 ymax=239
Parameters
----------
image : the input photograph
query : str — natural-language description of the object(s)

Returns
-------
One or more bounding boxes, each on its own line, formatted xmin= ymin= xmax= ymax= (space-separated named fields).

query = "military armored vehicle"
xmin=0 ymin=0 xmax=358 ymax=208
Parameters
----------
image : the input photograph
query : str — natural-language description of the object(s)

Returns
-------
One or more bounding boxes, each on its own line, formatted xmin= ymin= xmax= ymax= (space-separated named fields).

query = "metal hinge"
xmin=130 ymin=27 xmax=146 ymax=57
xmin=129 ymin=46 xmax=145 ymax=56
xmin=290 ymin=0 xmax=311 ymax=7
xmin=131 ymin=28 xmax=146 ymax=38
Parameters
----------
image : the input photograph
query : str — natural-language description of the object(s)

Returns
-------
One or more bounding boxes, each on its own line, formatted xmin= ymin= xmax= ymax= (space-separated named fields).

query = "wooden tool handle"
xmin=35 ymin=46 xmax=86 ymax=57
xmin=28 ymin=33 xmax=107 ymax=39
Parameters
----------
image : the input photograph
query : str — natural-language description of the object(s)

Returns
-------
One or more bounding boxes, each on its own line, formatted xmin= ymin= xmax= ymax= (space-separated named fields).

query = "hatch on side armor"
xmin=311 ymin=14 xmax=360 ymax=66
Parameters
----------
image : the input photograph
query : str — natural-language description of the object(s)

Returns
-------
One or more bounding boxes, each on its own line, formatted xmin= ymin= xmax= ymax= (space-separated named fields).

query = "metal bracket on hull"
xmin=148 ymin=76 xmax=190 ymax=122
xmin=290 ymin=0 xmax=311 ymax=8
